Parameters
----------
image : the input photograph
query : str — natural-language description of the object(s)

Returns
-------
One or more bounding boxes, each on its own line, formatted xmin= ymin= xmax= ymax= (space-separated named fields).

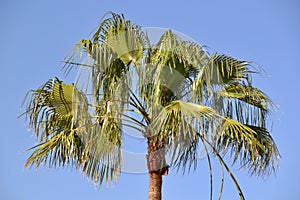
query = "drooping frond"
xmin=149 ymin=98 xmax=279 ymax=176
xmin=25 ymin=129 xmax=85 ymax=168
xmin=211 ymin=84 xmax=272 ymax=131
xmin=216 ymin=83 xmax=273 ymax=111
xmin=212 ymin=54 xmax=253 ymax=85
xmin=149 ymin=100 xmax=219 ymax=172
xmin=63 ymin=12 xmax=149 ymax=120
xmin=23 ymin=78 xmax=87 ymax=168
xmin=213 ymin=118 xmax=279 ymax=175
xmin=24 ymin=77 xmax=75 ymax=140
xmin=61 ymin=13 xmax=155 ymax=186
xmin=192 ymin=54 xmax=255 ymax=102
xmin=23 ymin=77 xmax=121 ymax=186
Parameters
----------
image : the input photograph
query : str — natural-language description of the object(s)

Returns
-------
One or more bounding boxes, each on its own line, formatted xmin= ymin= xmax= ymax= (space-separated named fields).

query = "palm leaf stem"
xmin=121 ymin=113 xmax=146 ymax=128
xmin=200 ymin=136 xmax=213 ymax=200
xmin=129 ymin=96 xmax=150 ymax=124
xmin=200 ymin=134 xmax=245 ymax=200
xmin=217 ymin=161 xmax=225 ymax=200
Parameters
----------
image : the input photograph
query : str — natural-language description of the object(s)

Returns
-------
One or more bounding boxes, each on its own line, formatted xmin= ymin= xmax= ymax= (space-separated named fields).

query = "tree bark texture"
xmin=147 ymin=138 xmax=169 ymax=200
xmin=148 ymin=172 xmax=162 ymax=200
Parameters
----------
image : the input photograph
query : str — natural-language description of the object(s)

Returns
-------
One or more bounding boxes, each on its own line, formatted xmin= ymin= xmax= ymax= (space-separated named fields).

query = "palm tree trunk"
xmin=147 ymin=138 xmax=168 ymax=200
xmin=148 ymin=171 xmax=162 ymax=200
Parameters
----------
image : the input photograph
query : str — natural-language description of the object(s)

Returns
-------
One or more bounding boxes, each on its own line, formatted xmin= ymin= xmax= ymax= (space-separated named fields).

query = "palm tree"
xmin=21 ymin=12 xmax=279 ymax=200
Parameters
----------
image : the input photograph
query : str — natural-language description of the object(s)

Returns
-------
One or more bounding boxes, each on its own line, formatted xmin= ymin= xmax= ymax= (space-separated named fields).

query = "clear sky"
xmin=1 ymin=0 xmax=300 ymax=199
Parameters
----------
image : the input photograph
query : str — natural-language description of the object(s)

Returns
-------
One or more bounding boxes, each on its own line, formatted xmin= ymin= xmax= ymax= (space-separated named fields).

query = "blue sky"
xmin=1 ymin=0 xmax=300 ymax=199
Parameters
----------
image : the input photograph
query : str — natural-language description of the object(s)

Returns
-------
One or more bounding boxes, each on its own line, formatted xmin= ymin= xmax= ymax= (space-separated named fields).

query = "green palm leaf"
xmin=214 ymin=118 xmax=279 ymax=175
xmin=23 ymin=77 xmax=121 ymax=186
xmin=192 ymin=54 xmax=255 ymax=102
xmin=92 ymin=11 xmax=148 ymax=66
xmin=150 ymin=100 xmax=219 ymax=172
xmin=140 ymin=30 xmax=207 ymax=109
xmin=217 ymin=83 xmax=273 ymax=110
xmin=212 ymin=54 xmax=253 ymax=85
xmin=150 ymin=99 xmax=279 ymax=175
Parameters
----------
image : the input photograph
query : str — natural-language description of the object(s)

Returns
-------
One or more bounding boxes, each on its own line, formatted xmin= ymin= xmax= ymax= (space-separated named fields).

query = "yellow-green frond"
xmin=92 ymin=12 xmax=148 ymax=66
xmin=192 ymin=54 xmax=255 ymax=102
xmin=214 ymin=118 xmax=280 ymax=175
xmin=218 ymin=84 xmax=273 ymax=110
xmin=150 ymin=100 xmax=219 ymax=172
xmin=212 ymin=54 xmax=253 ymax=85
xmin=23 ymin=77 xmax=122 ymax=187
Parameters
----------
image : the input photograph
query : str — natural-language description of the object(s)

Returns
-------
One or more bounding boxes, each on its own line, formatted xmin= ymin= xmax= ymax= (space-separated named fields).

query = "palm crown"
xmin=22 ymin=12 xmax=279 ymax=200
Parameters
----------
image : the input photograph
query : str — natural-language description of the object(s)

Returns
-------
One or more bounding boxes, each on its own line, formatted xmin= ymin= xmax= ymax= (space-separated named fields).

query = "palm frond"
xmin=140 ymin=30 xmax=207 ymax=109
xmin=217 ymin=83 xmax=273 ymax=111
xmin=192 ymin=54 xmax=255 ymax=102
xmin=149 ymin=30 xmax=207 ymax=71
xmin=212 ymin=54 xmax=254 ymax=85
xmin=24 ymin=78 xmax=73 ymax=139
xmin=212 ymin=83 xmax=274 ymax=131
xmin=150 ymin=100 xmax=219 ymax=172
xmin=23 ymin=78 xmax=86 ymax=168
xmin=149 ymin=98 xmax=279 ymax=176
xmin=92 ymin=12 xmax=149 ymax=66
xmin=23 ymin=77 xmax=122 ymax=186
xmin=25 ymin=129 xmax=85 ymax=168
xmin=214 ymin=118 xmax=280 ymax=175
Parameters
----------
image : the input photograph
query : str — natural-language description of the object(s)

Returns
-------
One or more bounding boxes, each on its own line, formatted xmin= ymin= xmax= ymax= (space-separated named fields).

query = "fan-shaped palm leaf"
xmin=150 ymin=99 xmax=279 ymax=175
xmin=91 ymin=11 xmax=149 ymax=66
xmin=23 ymin=77 xmax=121 ymax=186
